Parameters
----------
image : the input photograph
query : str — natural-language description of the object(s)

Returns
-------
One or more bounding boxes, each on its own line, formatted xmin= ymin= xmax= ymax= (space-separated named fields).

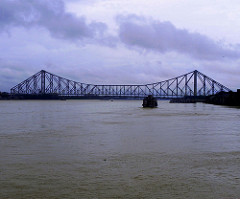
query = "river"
xmin=0 ymin=100 xmax=240 ymax=198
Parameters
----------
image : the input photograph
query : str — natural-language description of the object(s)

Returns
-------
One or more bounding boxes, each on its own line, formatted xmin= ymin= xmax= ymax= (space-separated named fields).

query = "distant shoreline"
xmin=0 ymin=94 xmax=170 ymax=100
xmin=1 ymin=91 xmax=240 ymax=107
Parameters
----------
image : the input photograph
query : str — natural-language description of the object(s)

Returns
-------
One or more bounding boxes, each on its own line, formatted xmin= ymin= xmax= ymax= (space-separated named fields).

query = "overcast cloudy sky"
xmin=1 ymin=0 xmax=240 ymax=91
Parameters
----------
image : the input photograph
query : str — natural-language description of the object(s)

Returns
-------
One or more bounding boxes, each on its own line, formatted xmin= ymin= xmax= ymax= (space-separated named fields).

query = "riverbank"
xmin=169 ymin=96 xmax=206 ymax=103
xmin=205 ymin=90 xmax=240 ymax=106
xmin=2 ymin=91 xmax=240 ymax=107
xmin=169 ymin=90 xmax=240 ymax=106
xmin=0 ymin=93 xmax=144 ymax=100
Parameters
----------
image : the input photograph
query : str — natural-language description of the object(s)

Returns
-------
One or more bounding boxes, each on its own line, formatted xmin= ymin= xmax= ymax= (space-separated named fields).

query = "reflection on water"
xmin=1 ymin=100 xmax=240 ymax=198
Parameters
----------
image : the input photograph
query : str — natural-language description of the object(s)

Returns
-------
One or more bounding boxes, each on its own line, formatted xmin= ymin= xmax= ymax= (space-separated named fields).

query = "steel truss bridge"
xmin=10 ymin=70 xmax=231 ymax=98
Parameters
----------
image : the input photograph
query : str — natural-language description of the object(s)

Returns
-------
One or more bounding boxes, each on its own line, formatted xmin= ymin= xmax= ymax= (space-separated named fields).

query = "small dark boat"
xmin=142 ymin=95 xmax=158 ymax=108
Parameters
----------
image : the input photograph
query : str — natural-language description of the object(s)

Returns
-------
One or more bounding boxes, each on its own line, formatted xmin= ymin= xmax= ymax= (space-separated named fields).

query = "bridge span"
xmin=10 ymin=70 xmax=231 ymax=98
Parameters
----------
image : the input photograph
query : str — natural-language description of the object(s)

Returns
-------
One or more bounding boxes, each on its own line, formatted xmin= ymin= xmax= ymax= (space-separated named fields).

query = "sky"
xmin=0 ymin=0 xmax=240 ymax=92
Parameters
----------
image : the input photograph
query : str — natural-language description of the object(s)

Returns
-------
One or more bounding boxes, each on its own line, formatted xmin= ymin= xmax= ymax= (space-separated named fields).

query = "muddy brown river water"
xmin=0 ymin=100 xmax=240 ymax=198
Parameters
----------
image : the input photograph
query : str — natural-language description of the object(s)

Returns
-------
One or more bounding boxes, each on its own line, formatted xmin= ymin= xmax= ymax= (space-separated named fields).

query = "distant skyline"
xmin=1 ymin=0 xmax=240 ymax=91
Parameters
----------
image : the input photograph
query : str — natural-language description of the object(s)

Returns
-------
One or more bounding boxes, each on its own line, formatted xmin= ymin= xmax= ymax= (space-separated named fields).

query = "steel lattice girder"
xmin=10 ymin=70 xmax=232 ymax=97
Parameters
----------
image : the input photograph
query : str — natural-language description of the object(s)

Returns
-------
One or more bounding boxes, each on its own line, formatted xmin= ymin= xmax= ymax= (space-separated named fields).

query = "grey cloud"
xmin=117 ymin=15 xmax=240 ymax=60
xmin=0 ymin=0 xmax=107 ymax=41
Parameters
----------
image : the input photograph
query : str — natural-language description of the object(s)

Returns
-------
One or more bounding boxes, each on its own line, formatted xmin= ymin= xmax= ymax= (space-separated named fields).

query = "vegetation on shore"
xmin=0 ymin=91 xmax=10 ymax=99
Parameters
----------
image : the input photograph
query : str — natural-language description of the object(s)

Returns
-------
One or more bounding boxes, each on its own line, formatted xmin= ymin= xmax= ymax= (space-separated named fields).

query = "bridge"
xmin=10 ymin=70 xmax=231 ymax=98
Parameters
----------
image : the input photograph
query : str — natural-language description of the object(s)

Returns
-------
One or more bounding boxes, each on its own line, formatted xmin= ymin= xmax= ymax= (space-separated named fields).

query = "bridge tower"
xmin=194 ymin=70 xmax=198 ymax=97
xmin=41 ymin=70 xmax=46 ymax=94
